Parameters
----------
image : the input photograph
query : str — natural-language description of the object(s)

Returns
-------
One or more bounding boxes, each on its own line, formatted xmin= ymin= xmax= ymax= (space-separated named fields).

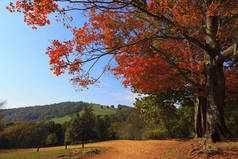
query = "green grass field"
xmin=0 ymin=147 xmax=104 ymax=159
xmin=51 ymin=104 xmax=116 ymax=124
xmin=51 ymin=115 xmax=72 ymax=124
xmin=88 ymin=104 xmax=116 ymax=116
xmin=0 ymin=149 xmax=77 ymax=159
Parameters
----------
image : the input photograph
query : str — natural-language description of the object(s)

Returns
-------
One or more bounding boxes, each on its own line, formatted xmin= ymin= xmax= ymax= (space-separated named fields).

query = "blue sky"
xmin=0 ymin=0 xmax=137 ymax=109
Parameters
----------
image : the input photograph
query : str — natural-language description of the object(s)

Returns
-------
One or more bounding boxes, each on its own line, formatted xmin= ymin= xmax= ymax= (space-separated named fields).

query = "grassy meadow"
xmin=51 ymin=104 xmax=116 ymax=124
xmin=0 ymin=149 xmax=74 ymax=159
xmin=0 ymin=146 xmax=104 ymax=159
xmin=1 ymin=140 xmax=238 ymax=159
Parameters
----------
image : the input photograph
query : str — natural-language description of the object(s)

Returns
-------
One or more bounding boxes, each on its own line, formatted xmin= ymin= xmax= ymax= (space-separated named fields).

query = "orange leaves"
xmin=207 ymin=0 xmax=238 ymax=46
xmin=7 ymin=0 xmax=58 ymax=28
xmin=207 ymin=1 xmax=238 ymax=17
xmin=114 ymin=52 xmax=175 ymax=93
xmin=70 ymin=76 xmax=96 ymax=89
xmin=46 ymin=40 xmax=74 ymax=76
xmin=8 ymin=0 xmax=238 ymax=92
xmin=112 ymin=37 xmax=205 ymax=94
xmin=6 ymin=2 xmax=16 ymax=12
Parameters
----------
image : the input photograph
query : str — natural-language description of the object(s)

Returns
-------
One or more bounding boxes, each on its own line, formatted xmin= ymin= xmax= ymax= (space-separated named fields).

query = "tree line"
xmin=1 ymin=98 xmax=237 ymax=149
xmin=2 ymin=101 xmax=103 ymax=123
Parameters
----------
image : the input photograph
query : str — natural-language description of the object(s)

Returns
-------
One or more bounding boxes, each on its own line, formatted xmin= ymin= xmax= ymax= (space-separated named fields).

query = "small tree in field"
xmin=65 ymin=107 xmax=96 ymax=148
xmin=0 ymin=102 xmax=5 ymax=120
xmin=64 ymin=112 xmax=81 ymax=145
xmin=0 ymin=102 xmax=5 ymax=131
xmin=46 ymin=133 xmax=58 ymax=146
xmin=79 ymin=106 xmax=96 ymax=148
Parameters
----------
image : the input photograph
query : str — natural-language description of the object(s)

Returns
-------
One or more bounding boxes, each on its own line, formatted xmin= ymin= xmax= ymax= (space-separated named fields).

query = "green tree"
xmin=79 ymin=106 xmax=96 ymax=148
xmin=135 ymin=93 xmax=195 ymax=139
xmin=109 ymin=106 xmax=146 ymax=140
xmin=64 ymin=112 xmax=81 ymax=145
xmin=65 ymin=107 xmax=96 ymax=148
xmin=174 ymin=102 xmax=195 ymax=138
xmin=96 ymin=115 xmax=111 ymax=141
xmin=0 ymin=122 xmax=49 ymax=149
xmin=46 ymin=121 xmax=64 ymax=145
xmin=225 ymin=97 xmax=238 ymax=138
xmin=135 ymin=93 xmax=178 ymax=125
xmin=46 ymin=133 xmax=58 ymax=146
xmin=0 ymin=102 xmax=5 ymax=131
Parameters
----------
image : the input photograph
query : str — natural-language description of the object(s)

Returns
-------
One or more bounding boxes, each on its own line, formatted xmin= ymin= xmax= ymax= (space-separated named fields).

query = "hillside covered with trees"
xmin=1 ymin=101 xmax=115 ymax=123
xmin=0 ymin=101 xmax=237 ymax=149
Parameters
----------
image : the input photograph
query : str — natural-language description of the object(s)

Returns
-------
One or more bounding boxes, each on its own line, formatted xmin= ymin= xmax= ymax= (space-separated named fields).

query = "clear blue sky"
xmin=0 ymin=0 xmax=137 ymax=109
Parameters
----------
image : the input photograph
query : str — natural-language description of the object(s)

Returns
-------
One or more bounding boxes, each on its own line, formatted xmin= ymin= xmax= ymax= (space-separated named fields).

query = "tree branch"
xmin=218 ymin=43 xmax=238 ymax=62
xmin=130 ymin=1 xmax=214 ymax=56
xmin=151 ymin=45 xmax=203 ymax=90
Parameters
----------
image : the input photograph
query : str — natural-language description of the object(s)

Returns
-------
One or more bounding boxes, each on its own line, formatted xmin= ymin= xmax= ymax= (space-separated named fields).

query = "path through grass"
xmin=1 ymin=140 xmax=238 ymax=159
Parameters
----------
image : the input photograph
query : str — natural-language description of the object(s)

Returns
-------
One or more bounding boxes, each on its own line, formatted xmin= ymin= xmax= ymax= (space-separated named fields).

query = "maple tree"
xmin=7 ymin=0 xmax=238 ymax=142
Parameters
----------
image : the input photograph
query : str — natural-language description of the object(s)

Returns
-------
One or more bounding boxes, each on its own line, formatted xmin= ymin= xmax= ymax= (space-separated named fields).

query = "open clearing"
xmin=86 ymin=140 xmax=179 ymax=159
xmin=1 ymin=139 xmax=238 ymax=159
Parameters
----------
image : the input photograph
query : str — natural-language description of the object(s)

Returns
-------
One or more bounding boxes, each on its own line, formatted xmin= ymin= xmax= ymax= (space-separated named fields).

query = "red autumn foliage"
xmin=7 ymin=0 xmax=238 ymax=96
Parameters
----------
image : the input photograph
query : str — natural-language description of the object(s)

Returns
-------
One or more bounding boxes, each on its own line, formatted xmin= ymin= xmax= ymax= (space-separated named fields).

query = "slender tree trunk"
xmin=82 ymin=141 xmax=85 ymax=149
xmin=65 ymin=143 xmax=67 ymax=150
xmin=36 ymin=145 xmax=40 ymax=152
xmin=194 ymin=96 xmax=207 ymax=137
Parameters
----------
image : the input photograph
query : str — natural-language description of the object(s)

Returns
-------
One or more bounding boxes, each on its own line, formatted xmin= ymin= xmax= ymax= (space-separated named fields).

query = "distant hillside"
xmin=51 ymin=104 xmax=133 ymax=124
xmin=51 ymin=104 xmax=116 ymax=124
xmin=1 ymin=101 xmax=116 ymax=123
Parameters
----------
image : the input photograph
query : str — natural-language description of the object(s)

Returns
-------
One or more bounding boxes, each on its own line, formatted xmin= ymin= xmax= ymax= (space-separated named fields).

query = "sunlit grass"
xmin=52 ymin=104 xmax=116 ymax=124
xmin=88 ymin=104 xmax=116 ymax=116
xmin=51 ymin=115 xmax=71 ymax=124
xmin=0 ymin=149 xmax=76 ymax=159
xmin=0 ymin=146 xmax=104 ymax=159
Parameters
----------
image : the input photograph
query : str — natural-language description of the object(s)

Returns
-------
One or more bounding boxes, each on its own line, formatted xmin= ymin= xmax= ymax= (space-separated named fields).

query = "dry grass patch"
xmin=55 ymin=148 xmax=105 ymax=159
xmin=162 ymin=138 xmax=238 ymax=159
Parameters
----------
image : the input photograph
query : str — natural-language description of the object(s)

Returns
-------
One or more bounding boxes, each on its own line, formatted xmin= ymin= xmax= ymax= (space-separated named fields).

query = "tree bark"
xmin=65 ymin=143 xmax=67 ymax=150
xmin=194 ymin=62 xmax=232 ymax=142
xmin=204 ymin=61 xmax=232 ymax=142
xmin=194 ymin=96 xmax=207 ymax=137
xmin=82 ymin=141 xmax=85 ymax=149
xmin=36 ymin=145 xmax=40 ymax=152
xmin=195 ymin=14 xmax=232 ymax=142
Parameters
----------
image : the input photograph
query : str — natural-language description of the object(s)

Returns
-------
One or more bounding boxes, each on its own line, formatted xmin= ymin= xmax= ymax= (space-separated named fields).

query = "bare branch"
xmin=55 ymin=0 xmax=131 ymax=10
xmin=218 ymin=43 xmax=238 ymax=62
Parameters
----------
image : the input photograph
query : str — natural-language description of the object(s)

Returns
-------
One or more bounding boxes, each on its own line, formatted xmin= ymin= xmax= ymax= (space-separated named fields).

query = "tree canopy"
xmin=65 ymin=107 xmax=96 ymax=148
xmin=7 ymin=0 xmax=238 ymax=142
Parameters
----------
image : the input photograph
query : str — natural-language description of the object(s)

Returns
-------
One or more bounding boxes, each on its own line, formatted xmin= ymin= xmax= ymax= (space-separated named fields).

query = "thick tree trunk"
xmin=199 ymin=14 xmax=232 ymax=142
xmin=194 ymin=62 xmax=232 ymax=142
xmin=204 ymin=62 xmax=232 ymax=142
xmin=194 ymin=96 xmax=207 ymax=137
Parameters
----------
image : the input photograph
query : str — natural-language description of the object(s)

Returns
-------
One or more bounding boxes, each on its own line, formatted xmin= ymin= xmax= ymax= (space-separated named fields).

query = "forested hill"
xmin=1 ymin=101 xmax=116 ymax=123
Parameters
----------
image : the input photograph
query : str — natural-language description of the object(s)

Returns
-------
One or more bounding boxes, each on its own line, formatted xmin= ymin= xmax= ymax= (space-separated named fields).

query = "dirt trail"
xmin=0 ymin=140 xmax=180 ymax=159
xmin=1 ymin=140 xmax=238 ymax=158
xmin=86 ymin=140 xmax=180 ymax=159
